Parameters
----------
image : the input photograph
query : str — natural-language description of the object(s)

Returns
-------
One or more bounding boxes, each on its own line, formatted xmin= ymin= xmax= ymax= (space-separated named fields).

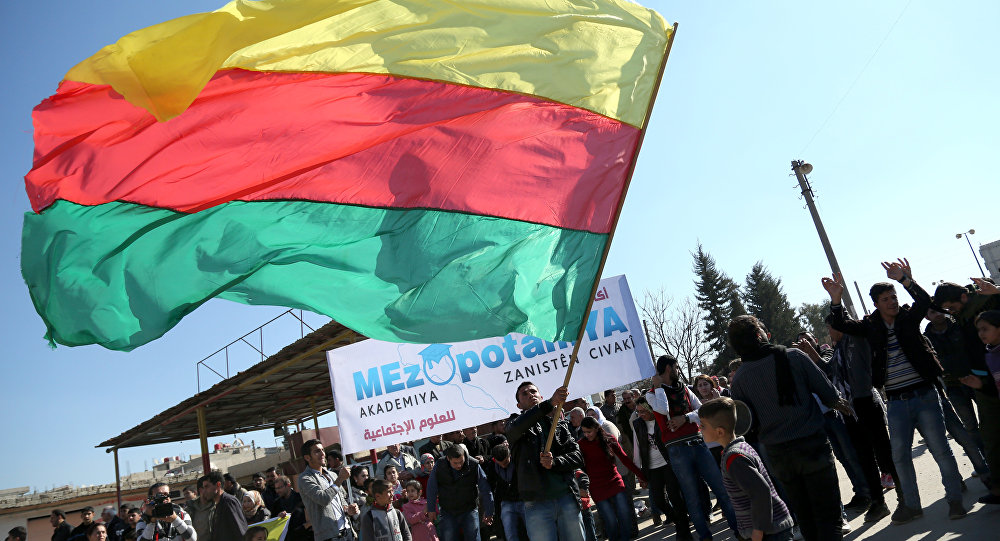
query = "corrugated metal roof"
xmin=98 ymin=321 xmax=365 ymax=449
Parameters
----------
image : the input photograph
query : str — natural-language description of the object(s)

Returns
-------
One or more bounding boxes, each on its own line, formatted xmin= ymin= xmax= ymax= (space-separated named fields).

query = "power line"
xmin=799 ymin=0 xmax=913 ymax=155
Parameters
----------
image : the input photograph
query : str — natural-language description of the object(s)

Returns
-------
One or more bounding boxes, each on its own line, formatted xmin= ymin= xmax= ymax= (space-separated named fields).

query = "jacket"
xmin=828 ymin=280 xmax=943 ymax=390
xmin=299 ymin=466 xmax=353 ymax=541
xmin=484 ymin=458 xmax=520 ymax=503
xmin=630 ymin=416 xmax=671 ymax=472
xmin=210 ymin=492 xmax=247 ymax=541
xmin=425 ymin=455 xmax=494 ymax=516
xmin=924 ymin=316 xmax=972 ymax=384
xmin=360 ymin=506 xmax=411 ymax=541
xmin=376 ymin=451 xmax=421 ymax=479
xmin=139 ymin=504 xmax=198 ymax=541
xmin=955 ymin=292 xmax=1000 ymax=395
xmin=505 ymin=399 xmax=584 ymax=503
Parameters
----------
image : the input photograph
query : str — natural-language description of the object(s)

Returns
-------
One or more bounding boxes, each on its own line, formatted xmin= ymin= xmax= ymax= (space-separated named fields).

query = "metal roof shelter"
xmin=98 ymin=319 xmax=366 ymax=507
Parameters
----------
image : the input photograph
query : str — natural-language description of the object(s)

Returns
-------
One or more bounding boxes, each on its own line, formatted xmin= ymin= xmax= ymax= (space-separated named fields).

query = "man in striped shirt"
xmin=824 ymin=259 xmax=968 ymax=524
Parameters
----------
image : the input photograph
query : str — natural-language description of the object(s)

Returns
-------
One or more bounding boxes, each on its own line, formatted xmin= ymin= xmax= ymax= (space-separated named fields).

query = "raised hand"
xmin=972 ymin=277 xmax=1000 ymax=295
xmin=821 ymin=273 xmax=845 ymax=302
xmin=882 ymin=258 xmax=910 ymax=282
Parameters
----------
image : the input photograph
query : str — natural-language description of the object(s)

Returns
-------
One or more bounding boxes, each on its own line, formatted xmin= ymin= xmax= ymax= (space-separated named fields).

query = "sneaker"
xmin=948 ymin=500 xmax=967 ymax=520
xmin=844 ymin=495 xmax=872 ymax=513
xmin=791 ymin=525 xmax=803 ymax=541
xmin=890 ymin=505 xmax=923 ymax=525
xmin=864 ymin=502 xmax=890 ymax=523
xmin=840 ymin=516 xmax=853 ymax=534
xmin=881 ymin=474 xmax=896 ymax=490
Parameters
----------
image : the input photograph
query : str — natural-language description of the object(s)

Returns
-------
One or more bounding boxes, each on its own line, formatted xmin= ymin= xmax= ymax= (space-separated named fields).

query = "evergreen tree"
xmin=798 ymin=300 xmax=833 ymax=345
xmin=742 ymin=262 xmax=803 ymax=346
xmin=692 ymin=244 xmax=745 ymax=372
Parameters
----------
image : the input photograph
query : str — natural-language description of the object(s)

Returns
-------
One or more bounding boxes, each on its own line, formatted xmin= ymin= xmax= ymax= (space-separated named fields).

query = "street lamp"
xmin=956 ymin=229 xmax=986 ymax=277
xmin=791 ymin=160 xmax=858 ymax=319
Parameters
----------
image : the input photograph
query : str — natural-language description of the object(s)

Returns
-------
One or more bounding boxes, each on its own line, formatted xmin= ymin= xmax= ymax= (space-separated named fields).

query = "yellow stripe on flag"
xmin=66 ymin=0 xmax=669 ymax=126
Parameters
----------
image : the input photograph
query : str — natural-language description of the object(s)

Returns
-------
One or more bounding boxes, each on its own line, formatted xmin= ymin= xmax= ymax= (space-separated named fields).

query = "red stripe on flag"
xmin=28 ymin=70 xmax=639 ymax=233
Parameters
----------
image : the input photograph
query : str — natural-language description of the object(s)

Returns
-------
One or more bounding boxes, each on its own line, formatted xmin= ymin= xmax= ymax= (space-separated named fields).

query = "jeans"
xmin=523 ymin=494 xmax=585 ymax=541
xmin=945 ymin=384 xmax=984 ymax=444
xmin=939 ymin=389 xmax=990 ymax=479
xmin=500 ymin=501 xmax=525 ymax=541
xmin=666 ymin=442 xmax=738 ymax=540
xmin=887 ymin=386 xmax=963 ymax=508
xmin=765 ymin=433 xmax=842 ymax=541
xmin=580 ymin=506 xmax=597 ymax=541
xmin=439 ymin=509 xmax=480 ymax=541
xmin=594 ymin=491 xmax=632 ymax=541
xmin=823 ymin=412 xmax=869 ymax=498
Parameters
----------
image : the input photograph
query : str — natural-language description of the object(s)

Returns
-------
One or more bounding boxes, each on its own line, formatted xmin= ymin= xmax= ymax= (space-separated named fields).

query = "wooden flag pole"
xmin=543 ymin=22 xmax=679 ymax=453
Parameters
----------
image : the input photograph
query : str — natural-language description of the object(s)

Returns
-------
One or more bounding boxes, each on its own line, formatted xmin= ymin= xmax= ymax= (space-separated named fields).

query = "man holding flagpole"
xmin=506 ymin=382 xmax=586 ymax=541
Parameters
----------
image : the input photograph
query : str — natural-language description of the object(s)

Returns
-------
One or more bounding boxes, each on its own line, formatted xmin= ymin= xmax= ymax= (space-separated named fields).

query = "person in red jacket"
xmin=577 ymin=417 xmax=645 ymax=541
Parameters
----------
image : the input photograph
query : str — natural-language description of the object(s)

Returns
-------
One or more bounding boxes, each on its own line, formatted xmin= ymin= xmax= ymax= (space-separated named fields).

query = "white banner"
xmin=327 ymin=275 xmax=654 ymax=454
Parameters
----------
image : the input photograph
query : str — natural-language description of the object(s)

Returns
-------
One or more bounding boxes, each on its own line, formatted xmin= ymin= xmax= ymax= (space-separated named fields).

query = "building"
xmin=981 ymin=238 xmax=1000 ymax=282
xmin=0 ymin=443 xmax=289 ymax=539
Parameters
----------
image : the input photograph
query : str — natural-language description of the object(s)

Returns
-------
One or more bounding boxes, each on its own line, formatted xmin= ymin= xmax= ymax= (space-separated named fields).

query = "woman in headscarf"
xmin=586 ymin=405 xmax=621 ymax=439
xmin=241 ymin=489 xmax=271 ymax=524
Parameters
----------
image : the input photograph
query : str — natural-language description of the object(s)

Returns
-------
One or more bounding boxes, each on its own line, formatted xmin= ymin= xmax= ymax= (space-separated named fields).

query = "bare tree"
xmin=640 ymin=287 xmax=673 ymax=358
xmin=640 ymin=290 xmax=715 ymax=382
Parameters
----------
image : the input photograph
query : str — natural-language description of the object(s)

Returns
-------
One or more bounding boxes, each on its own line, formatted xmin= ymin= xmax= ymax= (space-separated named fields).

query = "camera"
xmin=150 ymin=493 xmax=174 ymax=519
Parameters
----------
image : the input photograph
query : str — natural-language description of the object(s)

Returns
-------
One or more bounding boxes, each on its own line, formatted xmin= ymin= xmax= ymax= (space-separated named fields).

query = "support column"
xmin=197 ymin=406 xmax=211 ymax=474
xmin=113 ymin=448 xmax=122 ymax=511
xmin=310 ymin=397 xmax=320 ymax=433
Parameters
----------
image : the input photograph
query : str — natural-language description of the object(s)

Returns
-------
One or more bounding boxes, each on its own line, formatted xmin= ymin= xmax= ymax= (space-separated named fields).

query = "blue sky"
xmin=1 ymin=1 xmax=998 ymax=491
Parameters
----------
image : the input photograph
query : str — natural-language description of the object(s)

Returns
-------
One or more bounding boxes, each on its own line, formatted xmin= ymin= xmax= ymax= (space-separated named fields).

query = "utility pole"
xmin=791 ymin=160 xmax=858 ymax=319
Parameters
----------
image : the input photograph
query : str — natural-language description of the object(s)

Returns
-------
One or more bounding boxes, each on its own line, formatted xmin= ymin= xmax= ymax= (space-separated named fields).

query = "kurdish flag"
xmin=21 ymin=0 xmax=671 ymax=351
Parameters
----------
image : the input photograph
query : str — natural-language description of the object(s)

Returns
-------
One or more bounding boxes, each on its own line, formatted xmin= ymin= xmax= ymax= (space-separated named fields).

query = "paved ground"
xmin=629 ymin=436 xmax=998 ymax=541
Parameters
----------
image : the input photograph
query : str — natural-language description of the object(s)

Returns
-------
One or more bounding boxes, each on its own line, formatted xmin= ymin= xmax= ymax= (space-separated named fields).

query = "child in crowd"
xmin=962 ymin=310 xmax=1000 ymax=393
xmin=401 ymin=480 xmax=438 ymax=541
xmin=699 ymin=397 xmax=794 ymax=541
xmin=384 ymin=464 xmax=404 ymax=500
xmin=361 ymin=480 xmax=412 ymax=541
xmin=244 ymin=525 xmax=268 ymax=541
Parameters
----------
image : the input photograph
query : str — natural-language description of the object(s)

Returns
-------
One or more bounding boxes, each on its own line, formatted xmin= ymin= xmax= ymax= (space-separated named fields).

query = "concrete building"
xmin=981 ymin=238 xmax=1000 ymax=282
xmin=0 ymin=443 xmax=289 ymax=539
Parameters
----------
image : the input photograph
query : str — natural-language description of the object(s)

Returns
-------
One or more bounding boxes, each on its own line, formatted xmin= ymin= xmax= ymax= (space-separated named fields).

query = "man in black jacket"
xmin=825 ymin=259 xmax=967 ymax=524
xmin=485 ymin=444 xmax=526 ymax=541
xmin=198 ymin=471 xmax=248 ymax=540
xmin=505 ymin=382 xmax=585 ymax=541
xmin=425 ymin=445 xmax=494 ymax=541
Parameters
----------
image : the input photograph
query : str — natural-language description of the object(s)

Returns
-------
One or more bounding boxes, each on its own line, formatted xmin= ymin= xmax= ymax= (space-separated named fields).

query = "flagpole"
xmin=544 ymin=22 xmax=679 ymax=452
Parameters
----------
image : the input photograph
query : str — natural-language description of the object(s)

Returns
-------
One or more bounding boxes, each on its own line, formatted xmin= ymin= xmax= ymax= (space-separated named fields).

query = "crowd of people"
xmin=32 ymin=260 xmax=1000 ymax=541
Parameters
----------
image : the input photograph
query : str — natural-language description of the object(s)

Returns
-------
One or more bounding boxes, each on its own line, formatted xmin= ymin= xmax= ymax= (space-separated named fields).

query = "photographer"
xmin=139 ymin=482 xmax=197 ymax=541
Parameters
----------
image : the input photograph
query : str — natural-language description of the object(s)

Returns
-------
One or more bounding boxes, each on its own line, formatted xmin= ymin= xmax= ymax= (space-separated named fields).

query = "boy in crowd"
xmin=699 ymin=398 xmax=793 ymax=541
xmin=362 ymin=480 xmax=412 ymax=541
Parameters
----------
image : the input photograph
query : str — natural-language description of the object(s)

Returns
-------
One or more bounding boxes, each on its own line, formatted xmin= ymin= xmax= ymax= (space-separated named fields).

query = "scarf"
xmin=745 ymin=343 xmax=797 ymax=406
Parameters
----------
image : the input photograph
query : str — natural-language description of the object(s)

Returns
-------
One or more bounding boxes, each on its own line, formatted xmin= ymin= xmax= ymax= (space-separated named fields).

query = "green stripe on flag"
xmin=22 ymin=200 xmax=605 ymax=350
